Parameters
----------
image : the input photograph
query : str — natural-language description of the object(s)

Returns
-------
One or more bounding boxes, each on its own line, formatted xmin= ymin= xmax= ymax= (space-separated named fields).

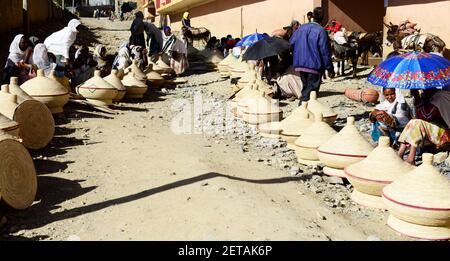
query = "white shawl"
xmin=44 ymin=19 xmax=81 ymax=59
xmin=8 ymin=34 xmax=26 ymax=63
xmin=33 ymin=44 xmax=57 ymax=76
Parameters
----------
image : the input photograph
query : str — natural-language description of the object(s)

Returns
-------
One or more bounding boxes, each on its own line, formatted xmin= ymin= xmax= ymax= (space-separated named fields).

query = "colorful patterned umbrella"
xmin=236 ymin=33 xmax=269 ymax=47
xmin=368 ymin=52 xmax=450 ymax=89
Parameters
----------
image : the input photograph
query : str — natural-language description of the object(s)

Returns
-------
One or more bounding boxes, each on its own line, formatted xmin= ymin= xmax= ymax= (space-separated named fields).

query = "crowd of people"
xmin=1 ymin=7 xmax=449 ymax=166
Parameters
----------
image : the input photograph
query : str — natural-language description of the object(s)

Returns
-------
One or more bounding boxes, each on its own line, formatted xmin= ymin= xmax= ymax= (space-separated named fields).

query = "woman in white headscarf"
xmin=44 ymin=19 xmax=82 ymax=66
xmin=162 ymin=26 xmax=189 ymax=76
xmin=2 ymin=34 xmax=33 ymax=84
xmin=32 ymin=43 xmax=59 ymax=76
xmin=369 ymin=87 xmax=411 ymax=144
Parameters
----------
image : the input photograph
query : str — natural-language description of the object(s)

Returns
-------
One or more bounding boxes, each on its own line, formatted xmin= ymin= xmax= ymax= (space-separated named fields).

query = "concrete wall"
xmin=384 ymin=0 xmax=450 ymax=58
xmin=324 ymin=0 xmax=385 ymax=32
xmin=0 ymin=0 xmax=23 ymax=33
xmin=165 ymin=0 xmax=321 ymax=38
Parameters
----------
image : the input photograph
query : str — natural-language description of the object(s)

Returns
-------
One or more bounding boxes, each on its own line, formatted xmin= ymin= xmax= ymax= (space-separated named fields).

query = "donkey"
xmin=182 ymin=26 xmax=211 ymax=47
xmin=384 ymin=22 xmax=446 ymax=56
xmin=358 ymin=31 xmax=383 ymax=65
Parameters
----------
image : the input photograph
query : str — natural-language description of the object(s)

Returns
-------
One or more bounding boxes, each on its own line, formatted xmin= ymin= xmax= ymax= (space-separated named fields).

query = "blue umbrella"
xmin=236 ymin=33 xmax=269 ymax=47
xmin=368 ymin=52 xmax=450 ymax=89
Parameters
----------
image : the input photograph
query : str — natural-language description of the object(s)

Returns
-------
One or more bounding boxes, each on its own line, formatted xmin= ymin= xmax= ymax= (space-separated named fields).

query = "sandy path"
xmin=0 ymin=18 xmax=407 ymax=241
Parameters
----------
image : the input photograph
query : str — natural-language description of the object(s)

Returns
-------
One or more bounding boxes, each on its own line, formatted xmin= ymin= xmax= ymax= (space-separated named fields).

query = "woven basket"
xmin=318 ymin=117 xmax=373 ymax=171
xmin=20 ymin=70 xmax=69 ymax=114
xmin=122 ymin=71 xmax=148 ymax=99
xmin=0 ymin=84 xmax=55 ymax=150
xmin=0 ymin=130 xmax=37 ymax=210
xmin=293 ymin=113 xmax=337 ymax=161
xmin=129 ymin=60 xmax=147 ymax=81
xmin=387 ymin=215 xmax=450 ymax=241
xmin=77 ymin=71 xmax=118 ymax=106
xmin=382 ymin=154 xmax=450 ymax=228
xmin=104 ymin=69 xmax=127 ymax=102
xmin=0 ymin=113 xmax=19 ymax=137
xmin=307 ymin=91 xmax=337 ymax=125
xmin=345 ymin=137 xmax=414 ymax=208
xmin=242 ymin=92 xmax=282 ymax=125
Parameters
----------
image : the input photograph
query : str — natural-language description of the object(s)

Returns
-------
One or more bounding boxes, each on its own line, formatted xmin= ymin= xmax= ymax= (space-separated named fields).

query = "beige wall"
xmin=324 ymin=0 xmax=385 ymax=32
xmin=0 ymin=0 xmax=23 ymax=33
xmin=166 ymin=0 xmax=320 ymax=38
xmin=384 ymin=0 xmax=450 ymax=57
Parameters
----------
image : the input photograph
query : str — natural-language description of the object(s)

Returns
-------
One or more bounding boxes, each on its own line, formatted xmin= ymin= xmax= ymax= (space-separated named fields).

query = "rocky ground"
xmin=1 ymin=17 xmax=448 ymax=241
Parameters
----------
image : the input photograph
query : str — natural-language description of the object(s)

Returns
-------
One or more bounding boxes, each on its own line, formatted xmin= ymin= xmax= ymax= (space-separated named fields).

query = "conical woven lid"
xmin=8 ymin=77 xmax=32 ymax=102
xmin=144 ymin=65 xmax=165 ymax=81
xmin=122 ymin=72 xmax=148 ymax=88
xmin=130 ymin=60 xmax=147 ymax=81
xmin=156 ymin=57 xmax=171 ymax=70
xmin=345 ymin=137 xmax=414 ymax=183
xmin=104 ymin=70 xmax=126 ymax=91
xmin=228 ymin=55 xmax=244 ymax=71
xmin=318 ymin=117 xmax=373 ymax=156
xmin=294 ymin=113 xmax=337 ymax=148
xmin=219 ymin=53 xmax=238 ymax=66
xmin=0 ymin=86 xmax=18 ymax=119
xmin=0 ymin=113 xmax=19 ymax=132
xmin=81 ymin=70 xmax=117 ymax=90
xmin=308 ymin=91 xmax=337 ymax=118
xmin=20 ymin=70 xmax=68 ymax=96
xmin=244 ymin=92 xmax=281 ymax=114
xmin=232 ymin=60 xmax=250 ymax=73
xmin=383 ymin=154 xmax=450 ymax=210
xmin=237 ymin=85 xmax=261 ymax=106
xmin=256 ymin=79 xmax=274 ymax=95
xmin=235 ymin=80 xmax=257 ymax=100
xmin=281 ymin=103 xmax=313 ymax=136
xmin=239 ymin=64 xmax=257 ymax=83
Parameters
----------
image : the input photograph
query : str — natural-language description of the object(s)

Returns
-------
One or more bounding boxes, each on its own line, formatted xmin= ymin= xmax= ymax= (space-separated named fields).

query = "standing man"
xmin=290 ymin=7 xmax=335 ymax=103
xmin=307 ymin=12 xmax=313 ymax=23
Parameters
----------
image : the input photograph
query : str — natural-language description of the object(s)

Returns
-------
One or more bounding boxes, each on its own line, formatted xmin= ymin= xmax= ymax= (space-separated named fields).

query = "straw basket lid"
xmin=232 ymin=60 xmax=250 ymax=73
xmin=258 ymin=121 xmax=282 ymax=135
xmin=294 ymin=113 xmax=337 ymax=148
xmin=14 ymin=99 xmax=55 ymax=150
xmin=383 ymin=153 xmax=450 ymax=210
xmin=256 ymin=79 xmax=274 ymax=96
xmin=236 ymin=84 xmax=261 ymax=105
xmin=0 ymin=130 xmax=37 ymax=210
xmin=308 ymin=91 xmax=337 ymax=119
xmin=156 ymin=56 xmax=172 ymax=70
xmin=129 ymin=60 xmax=147 ymax=81
xmin=0 ymin=86 xmax=18 ymax=119
xmin=117 ymin=68 xmax=125 ymax=80
xmin=281 ymin=103 xmax=314 ymax=136
xmin=104 ymin=69 xmax=127 ymax=91
xmin=239 ymin=65 xmax=257 ymax=83
xmin=345 ymin=136 xmax=414 ymax=183
xmin=243 ymin=92 xmax=281 ymax=114
xmin=228 ymin=55 xmax=244 ymax=71
xmin=122 ymin=72 xmax=148 ymax=88
xmin=0 ymin=113 xmax=19 ymax=134
xmin=219 ymin=53 xmax=238 ymax=66
xmin=80 ymin=70 xmax=117 ymax=91
xmin=318 ymin=117 xmax=373 ymax=156
xmin=8 ymin=77 xmax=32 ymax=102
xmin=21 ymin=70 xmax=69 ymax=96
xmin=144 ymin=65 xmax=165 ymax=81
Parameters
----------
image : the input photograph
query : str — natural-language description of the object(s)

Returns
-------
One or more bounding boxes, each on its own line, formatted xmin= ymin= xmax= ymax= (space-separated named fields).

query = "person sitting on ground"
xmin=93 ymin=44 xmax=111 ymax=77
xmin=70 ymin=45 xmax=97 ymax=89
xmin=398 ymin=89 xmax=450 ymax=165
xmin=162 ymin=26 xmax=189 ymax=76
xmin=2 ymin=34 xmax=34 ymax=84
xmin=369 ymin=88 xmax=411 ymax=144
xmin=44 ymin=19 xmax=82 ymax=67
xmin=112 ymin=42 xmax=131 ymax=70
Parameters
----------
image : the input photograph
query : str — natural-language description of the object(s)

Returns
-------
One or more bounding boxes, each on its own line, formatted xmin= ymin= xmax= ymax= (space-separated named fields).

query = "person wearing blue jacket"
xmin=290 ymin=7 xmax=335 ymax=103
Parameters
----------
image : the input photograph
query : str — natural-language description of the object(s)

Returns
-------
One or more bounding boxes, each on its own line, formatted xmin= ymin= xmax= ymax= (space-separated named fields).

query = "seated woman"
xmin=94 ymin=44 xmax=111 ymax=77
xmin=70 ymin=45 xmax=97 ymax=89
xmin=112 ymin=42 xmax=132 ymax=71
xmin=398 ymin=89 xmax=450 ymax=165
xmin=162 ymin=26 xmax=189 ymax=76
xmin=370 ymin=88 xmax=411 ymax=144
xmin=2 ymin=34 xmax=34 ymax=84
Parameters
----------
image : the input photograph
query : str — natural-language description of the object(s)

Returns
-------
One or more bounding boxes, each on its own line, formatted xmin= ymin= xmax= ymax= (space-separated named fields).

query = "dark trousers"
xmin=299 ymin=71 xmax=322 ymax=103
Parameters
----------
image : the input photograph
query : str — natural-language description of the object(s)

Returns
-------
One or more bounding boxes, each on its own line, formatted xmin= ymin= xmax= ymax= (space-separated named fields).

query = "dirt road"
xmin=0 ymin=18 xmax=407 ymax=241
